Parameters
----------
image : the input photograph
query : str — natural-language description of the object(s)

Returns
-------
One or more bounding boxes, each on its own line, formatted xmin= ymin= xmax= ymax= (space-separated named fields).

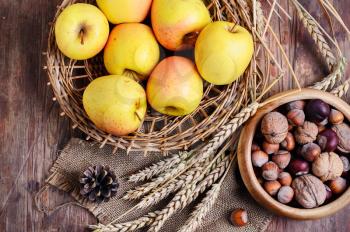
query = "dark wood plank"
xmin=0 ymin=0 xmax=348 ymax=231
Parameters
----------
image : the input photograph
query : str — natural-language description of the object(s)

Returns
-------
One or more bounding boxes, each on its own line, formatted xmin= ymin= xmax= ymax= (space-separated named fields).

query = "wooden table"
xmin=0 ymin=0 xmax=349 ymax=231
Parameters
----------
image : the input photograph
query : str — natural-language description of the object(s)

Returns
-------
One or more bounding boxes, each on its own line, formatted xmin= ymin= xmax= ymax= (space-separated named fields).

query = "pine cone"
xmin=79 ymin=165 xmax=119 ymax=203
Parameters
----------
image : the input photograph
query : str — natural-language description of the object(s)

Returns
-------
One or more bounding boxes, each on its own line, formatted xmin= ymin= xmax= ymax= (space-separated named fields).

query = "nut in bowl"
xmin=238 ymin=89 xmax=350 ymax=220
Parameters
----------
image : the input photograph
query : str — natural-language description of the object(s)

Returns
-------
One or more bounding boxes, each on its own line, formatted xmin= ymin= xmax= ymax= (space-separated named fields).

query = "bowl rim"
xmin=238 ymin=88 xmax=350 ymax=220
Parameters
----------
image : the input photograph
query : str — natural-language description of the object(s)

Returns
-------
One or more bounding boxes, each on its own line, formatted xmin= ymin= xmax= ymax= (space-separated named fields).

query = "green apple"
xmin=96 ymin=0 xmax=152 ymax=24
xmin=195 ymin=21 xmax=254 ymax=85
xmin=104 ymin=23 xmax=160 ymax=81
xmin=147 ymin=56 xmax=203 ymax=116
xmin=83 ymin=75 xmax=147 ymax=136
xmin=151 ymin=0 xmax=211 ymax=51
xmin=55 ymin=3 xmax=109 ymax=60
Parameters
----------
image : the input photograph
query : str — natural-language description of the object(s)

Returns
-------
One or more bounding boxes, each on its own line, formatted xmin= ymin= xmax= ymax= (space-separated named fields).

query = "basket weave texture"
xmin=46 ymin=0 xmax=267 ymax=154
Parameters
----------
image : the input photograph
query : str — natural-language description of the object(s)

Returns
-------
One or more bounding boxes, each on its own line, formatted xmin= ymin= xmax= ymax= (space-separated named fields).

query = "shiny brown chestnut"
xmin=288 ymin=159 xmax=310 ymax=176
xmin=305 ymin=99 xmax=330 ymax=123
xmin=317 ymin=129 xmax=339 ymax=152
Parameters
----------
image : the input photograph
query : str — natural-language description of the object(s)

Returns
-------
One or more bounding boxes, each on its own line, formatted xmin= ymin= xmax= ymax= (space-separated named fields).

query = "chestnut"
xmin=288 ymin=159 xmax=310 ymax=176
xmin=277 ymin=186 xmax=294 ymax=204
xmin=300 ymin=143 xmax=321 ymax=162
xmin=287 ymin=109 xmax=305 ymax=126
xmin=251 ymin=150 xmax=269 ymax=167
xmin=264 ymin=180 xmax=281 ymax=196
xmin=305 ymin=99 xmax=330 ymax=123
xmin=286 ymin=100 xmax=305 ymax=111
xmin=262 ymin=141 xmax=279 ymax=154
xmin=262 ymin=161 xmax=279 ymax=180
xmin=327 ymin=177 xmax=347 ymax=195
xmin=272 ymin=150 xmax=291 ymax=169
xmin=280 ymin=132 xmax=295 ymax=151
xmin=329 ymin=109 xmax=344 ymax=125
xmin=317 ymin=129 xmax=339 ymax=152
xmin=278 ymin=172 xmax=292 ymax=186
xmin=230 ymin=209 xmax=248 ymax=227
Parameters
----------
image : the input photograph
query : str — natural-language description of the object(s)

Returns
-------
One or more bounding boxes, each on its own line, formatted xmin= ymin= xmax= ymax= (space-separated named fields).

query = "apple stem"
xmin=80 ymin=29 xmax=85 ymax=45
xmin=229 ymin=23 xmax=238 ymax=33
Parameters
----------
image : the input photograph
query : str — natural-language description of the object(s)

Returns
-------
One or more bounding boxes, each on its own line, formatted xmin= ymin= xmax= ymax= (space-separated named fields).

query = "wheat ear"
xmin=331 ymin=78 xmax=350 ymax=98
xmin=127 ymin=151 xmax=192 ymax=183
xmin=293 ymin=0 xmax=336 ymax=70
xmin=311 ymin=57 xmax=346 ymax=91
xmin=178 ymin=155 xmax=234 ymax=232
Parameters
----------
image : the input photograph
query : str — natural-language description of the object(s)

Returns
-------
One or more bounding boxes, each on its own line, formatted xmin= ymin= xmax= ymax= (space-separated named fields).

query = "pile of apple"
xmin=55 ymin=0 xmax=254 ymax=136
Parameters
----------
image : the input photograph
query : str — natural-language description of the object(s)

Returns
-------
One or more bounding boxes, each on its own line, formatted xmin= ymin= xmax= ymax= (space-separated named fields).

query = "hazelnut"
xmin=280 ymin=132 xmax=295 ymax=151
xmin=262 ymin=141 xmax=280 ymax=154
xmin=288 ymin=159 xmax=310 ymax=176
xmin=294 ymin=121 xmax=318 ymax=144
xmin=332 ymin=123 xmax=350 ymax=154
xmin=251 ymin=143 xmax=261 ymax=152
xmin=272 ymin=150 xmax=291 ymax=169
xmin=300 ymin=143 xmax=321 ymax=162
xmin=325 ymin=184 xmax=333 ymax=201
xmin=230 ymin=209 xmax=248 ymax=227
xmin=277 ymin=186 xmax=294 ymax=204
xmin=317 ymin=129 xmax=339 ymax=152
xmin=286 ymin=100 xmax=305 ymax=111
xmin=251 ymin=150 xmax=269 ymax=167
xmin=292 ymin=174 xmax=327 ymax=208
xmin=261 ymin=162 xmax=279 ymax=181
xmin=329 ymin=109 xmax=344 ymax=125
xmin=287 ymin=109 xmax=305 ymax=126
xmin=318 ymin=124 xmax=326 ymax=133
xmin=278 ymin=172 xmax=292 ymax=186
xmin=327 ymin=177 xmax=347 ymax=195
xmin=261 ymin=112 xmax=288 ymax=144
xmin=340 ymin=156 xmax=350 ymax=173
xmin=305 ymin=99 xmax=330 ymax=123
xmin=264 ymin=180 xmax=281 ymax=196
xmin=312 ymin=152 xmax=343 ymax=182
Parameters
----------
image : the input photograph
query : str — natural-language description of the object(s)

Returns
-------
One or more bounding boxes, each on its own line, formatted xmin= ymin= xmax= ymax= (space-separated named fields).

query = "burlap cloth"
xmin=41 ymin=138 xmax=272 ymax=231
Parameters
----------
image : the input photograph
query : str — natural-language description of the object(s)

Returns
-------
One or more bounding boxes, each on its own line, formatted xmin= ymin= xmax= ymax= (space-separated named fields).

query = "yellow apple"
xmin=195 ymin=21 xmax=254 ymax=85
xmin=96 ymin=0 xmax=152 ymax=24
xmin=147 ymin=56 xmax=203 ymax=116
xmin=55 ymin=3 xmax=109 ymax=60
xmin=104 ymin=23 xmax=160 ymax=81
xmin=151 ymin=0 xmax=211 ymax=51
xmin=83 ymin=75 xmax=147 ymax=136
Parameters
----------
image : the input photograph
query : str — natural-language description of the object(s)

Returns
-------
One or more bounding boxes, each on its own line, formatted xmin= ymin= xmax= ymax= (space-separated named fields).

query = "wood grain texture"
xmin=0 ymin=0 xmax=349 ymax=231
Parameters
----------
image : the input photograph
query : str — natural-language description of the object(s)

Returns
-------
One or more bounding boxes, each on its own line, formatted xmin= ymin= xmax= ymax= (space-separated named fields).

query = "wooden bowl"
xmin=238 ymin=88 xmax=350 ymax=220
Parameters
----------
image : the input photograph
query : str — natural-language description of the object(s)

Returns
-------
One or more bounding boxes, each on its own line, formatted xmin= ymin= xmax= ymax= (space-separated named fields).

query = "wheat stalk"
xmin=293 ymin=0 xmax=336 ymax=70
xmin=123 ymin=161 xmax=188 ymax=200
xmin=311 ymin=57 xmax=346 ymax=91
xmin=127 ymin=151 xmax=192 ymax=183
xmin=178 ymin=155 xmax=234 ymax=232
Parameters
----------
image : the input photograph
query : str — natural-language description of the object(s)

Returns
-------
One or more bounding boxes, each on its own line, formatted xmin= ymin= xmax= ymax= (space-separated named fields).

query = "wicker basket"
xmin=46 ymin=0 xmax=268 ymax=154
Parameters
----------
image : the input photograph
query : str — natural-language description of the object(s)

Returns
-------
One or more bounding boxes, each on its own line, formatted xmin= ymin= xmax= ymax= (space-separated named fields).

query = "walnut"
xmin=312 ymin=152 xmax=343 ymax=182
xmin=292 ymin=174 xmax=327 ymax=208
xmin=261 ymin=112 xmax=288 ymax=144
xmin=294 ymin=121 xmax=318 ymax=144
xmin=332 ymin=123 xmax=350 ymax=154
